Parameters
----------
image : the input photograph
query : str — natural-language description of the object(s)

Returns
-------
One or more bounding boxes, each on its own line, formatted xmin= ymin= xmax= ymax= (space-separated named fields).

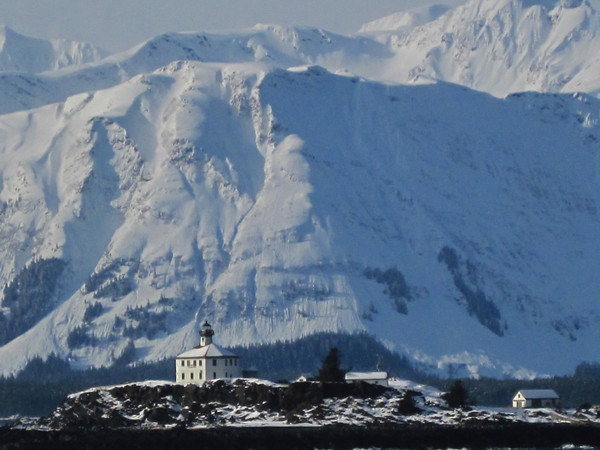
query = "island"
xmin=3 ymin=378 xmax=600 ymax=449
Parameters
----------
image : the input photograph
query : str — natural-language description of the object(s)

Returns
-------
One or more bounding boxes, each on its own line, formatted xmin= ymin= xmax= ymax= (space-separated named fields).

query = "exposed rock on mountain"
xmin=381 ymin=0 xmax=600 ymax=96
xmin=1 ymin=1 xmax=600 ymax=379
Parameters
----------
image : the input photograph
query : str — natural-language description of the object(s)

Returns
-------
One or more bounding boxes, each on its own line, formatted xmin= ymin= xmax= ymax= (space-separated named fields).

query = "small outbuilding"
xmin=512 ymin=389 xmax=560 ymax=408
xmin=242 ymin=366 xmax=259 ymax=379
xmin=176 ymin=321 xmax=240 ymax=384
xmin=345 ymin=371 xmax=389 ymax=387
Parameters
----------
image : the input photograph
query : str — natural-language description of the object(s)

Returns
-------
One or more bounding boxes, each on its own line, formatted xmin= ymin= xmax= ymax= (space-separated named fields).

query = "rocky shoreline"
xmin=4 ymin=379 xmax=600 ymax=449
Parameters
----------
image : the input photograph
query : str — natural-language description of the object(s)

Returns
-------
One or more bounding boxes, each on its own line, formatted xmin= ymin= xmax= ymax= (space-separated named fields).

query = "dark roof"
xmin=515 ymin=389 xmax=559 ymax=399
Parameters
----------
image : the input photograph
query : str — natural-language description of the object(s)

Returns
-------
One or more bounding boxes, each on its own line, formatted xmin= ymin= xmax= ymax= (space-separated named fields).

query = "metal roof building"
xmin=512 ymin=389 xmax=559 ymax=408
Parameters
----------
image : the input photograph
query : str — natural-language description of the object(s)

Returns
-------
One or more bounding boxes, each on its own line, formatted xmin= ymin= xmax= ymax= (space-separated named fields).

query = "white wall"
xmin=176 ymin=356 xmax=240 ymax=384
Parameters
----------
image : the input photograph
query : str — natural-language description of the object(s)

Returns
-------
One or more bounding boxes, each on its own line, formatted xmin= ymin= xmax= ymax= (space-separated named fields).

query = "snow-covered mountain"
xmin=0 ymin=25 xmax=107 ymax=73
xmin=4 ymin=0 xmax=600 ymax=116
xmin=378 ymin=0 xmax=600 ymax=96
xmin=0 ymin=25 xmax=387 ymax=116
xmin=359 ymin=4 xmax=453 ymax=33
xmin=0 ymin=0 xmax=600 ymax=379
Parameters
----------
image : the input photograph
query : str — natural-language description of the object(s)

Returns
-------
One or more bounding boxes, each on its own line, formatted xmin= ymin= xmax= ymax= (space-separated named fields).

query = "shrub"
xmin=398 ymin=390 xmax=421 ymax=415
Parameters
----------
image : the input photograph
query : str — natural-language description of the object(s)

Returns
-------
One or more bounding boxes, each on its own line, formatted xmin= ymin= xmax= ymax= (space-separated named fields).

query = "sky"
xmin=0 ymin=0 xmax=466 ymax=52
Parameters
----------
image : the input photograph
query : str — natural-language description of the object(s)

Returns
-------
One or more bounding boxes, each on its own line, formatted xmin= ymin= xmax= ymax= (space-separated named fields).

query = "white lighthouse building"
xmin=175 ymin=321 xmax=240 ymax=384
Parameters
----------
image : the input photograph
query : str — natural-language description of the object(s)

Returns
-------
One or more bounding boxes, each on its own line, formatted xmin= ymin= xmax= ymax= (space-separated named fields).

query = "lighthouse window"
xmin=225 ymin=359 xmax=228 ymax=366
xmin=181 ymin=361 xmax=184 ymax=367
xmin=199 ymin=371 xmax=203 ymax=379
xmin=213 ymin=359 xmax=217 ymax=366
xmin=199 ymin=360 xmax=202 ymax=367
xmin=191 ymin=373 xmax=194 ymax=380
xmin=181 ymin=373 xmax=185 ymax=380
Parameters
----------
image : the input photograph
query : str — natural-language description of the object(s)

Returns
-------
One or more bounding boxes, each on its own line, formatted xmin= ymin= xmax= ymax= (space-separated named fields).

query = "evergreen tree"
xmin=318 ymin=347 xmax=345 ymax=382
xmin=443 ymin=379 xmax=470 ymax=409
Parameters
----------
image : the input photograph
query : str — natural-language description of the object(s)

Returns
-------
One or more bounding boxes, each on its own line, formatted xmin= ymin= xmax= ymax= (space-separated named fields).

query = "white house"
xmin=512 ymin=389 xmax=560 ymax=408
xmin=345 ymin=371 xmax=389 ymax=387
xmin=175 ymin=321 xmax=240 ymax=384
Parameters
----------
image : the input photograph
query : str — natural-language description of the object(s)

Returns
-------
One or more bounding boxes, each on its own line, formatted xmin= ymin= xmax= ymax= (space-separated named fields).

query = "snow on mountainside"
xmin=359 ymin=4 xmax=452 ymax=33
xmin=0 ymin=61 xmax=599 ymax=379
xmin=379 ymin=0 xmax=600 ymax=96
xmin=0 ymin=0 xmax=600 ymax=379
xmin=4 ymin=0 xmax=600 ymax=117
xmin=0 ymin=25 xmax=387 ymax=117
xmin=0 ymin=25 xmax=107 ymax=73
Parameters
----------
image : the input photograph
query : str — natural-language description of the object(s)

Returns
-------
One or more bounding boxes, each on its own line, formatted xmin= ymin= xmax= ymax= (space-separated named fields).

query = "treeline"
xmin=0 ymin=332 xmax=420 ymax=417
xmin=4 ymin=333 xmax=600 ymax=417
xmin=0 ymin=354 xmax=173 ymax=417
xmin=0 ymin=258 xmax=65 ymax=345
xmin=429 ymin=362 xmax=600 ymax=408
xmin=438 ymin=246 xmax=504 ymax=336
xmin=83 ymin=257 xmax=135 ymax=299
xmin=363 ymin=266 xmax=410 ymax=314
xmin=230 ymin=331 xmax=422 ymax=382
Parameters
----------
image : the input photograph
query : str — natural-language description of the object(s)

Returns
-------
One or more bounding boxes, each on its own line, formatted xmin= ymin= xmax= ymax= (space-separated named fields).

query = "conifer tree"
xmin=443 ymin=379 xmax=470 ymax=409
xmin=318 ymin=347 xmax=345 ymax=382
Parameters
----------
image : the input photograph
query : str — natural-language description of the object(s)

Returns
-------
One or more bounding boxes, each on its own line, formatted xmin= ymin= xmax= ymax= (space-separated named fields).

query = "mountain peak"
xmin=359 ymin=4 xmax=452 ymax=33
xmin=0 ymin=24 xmax=14 ymax=35
xmin=0 ymin=0 xmax=600 ymax=381
xmin=381 ymin=0 xmax=600 ymax=96
xmin=0 ymin=25 xmax=24 ymax=48
xmin=0 ymin=26 xmax=106 ymax=73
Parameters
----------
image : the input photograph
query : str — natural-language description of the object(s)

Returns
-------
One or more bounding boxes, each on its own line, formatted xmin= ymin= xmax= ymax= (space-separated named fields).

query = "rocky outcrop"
xmin=5 ymin=380 xmax=600 ymax=448
xmin=38 ymin=379 xmax=393 ymax=430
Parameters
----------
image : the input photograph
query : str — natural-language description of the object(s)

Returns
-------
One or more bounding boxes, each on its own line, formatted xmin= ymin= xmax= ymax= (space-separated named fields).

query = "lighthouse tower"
xmin=200 ymin=320 xmax=214 ymax=346
xmin=175 ymin=320 xmax=240 ymax=384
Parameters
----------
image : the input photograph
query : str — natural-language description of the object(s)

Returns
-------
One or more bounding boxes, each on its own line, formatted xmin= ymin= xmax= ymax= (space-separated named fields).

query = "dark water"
xmin=1 ymin=427 xmax=600 ymax=449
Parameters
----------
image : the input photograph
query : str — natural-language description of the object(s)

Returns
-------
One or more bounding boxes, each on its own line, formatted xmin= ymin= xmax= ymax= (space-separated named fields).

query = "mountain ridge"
xmin=0 ymin=0 xmax=600 ymax=379
xmin=0 ymin=25 xmax=107 ymax=73
xmin=381 ymin=0 xmax=600 ymax=96
xmin=0 ymin=62 xmax=599 ymax=378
